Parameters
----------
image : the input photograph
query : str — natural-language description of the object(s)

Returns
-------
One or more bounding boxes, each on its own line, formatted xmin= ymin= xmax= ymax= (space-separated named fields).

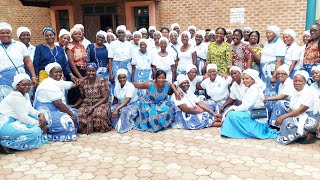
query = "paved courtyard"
xmin=1 ymin=128 xmax=320 ymax=180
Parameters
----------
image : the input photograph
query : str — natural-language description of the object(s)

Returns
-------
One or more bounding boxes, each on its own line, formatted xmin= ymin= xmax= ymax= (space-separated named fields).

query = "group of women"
xmin=0 ymin=21 xmax=320 ymax=154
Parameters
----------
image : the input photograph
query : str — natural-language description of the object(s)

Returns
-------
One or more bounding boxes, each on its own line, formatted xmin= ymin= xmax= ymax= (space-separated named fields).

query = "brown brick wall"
xmin=155 ymin=0 xmax=307 ymax=45
xmin=0 ymin=0 xmax=51 ymax=45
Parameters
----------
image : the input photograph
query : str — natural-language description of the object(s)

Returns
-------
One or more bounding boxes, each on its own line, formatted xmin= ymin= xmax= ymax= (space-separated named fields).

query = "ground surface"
xmin=1 ymin=128 xmax=320 ymax=180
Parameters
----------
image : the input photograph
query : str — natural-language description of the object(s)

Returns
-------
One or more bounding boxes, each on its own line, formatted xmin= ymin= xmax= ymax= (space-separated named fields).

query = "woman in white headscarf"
xmin=194 ymin=30 xmax=208 ymax=75
xmin=260 ymin=25 xmax=286 ymax=96
xmin=0 ymin=73 xmax=48 ymax=153
xmin=282 ymin=29 xmax=301 ymax=78
xmin=220 ymin=68 xmax=278 ymax=139
xmin=111 ymin=69 xmax=138 ymax=133
xmin=34 ymin=62 xmax=79 ymax=142
xmin=273 ymin=70 xmax=320 ymax=145
xmin=171 ymin=74 xmax=222 ymax=130
xmin=177 ymin=31 xmax=197 ymax=75
xmin=55 ymin=29 xmax=71 ymax=49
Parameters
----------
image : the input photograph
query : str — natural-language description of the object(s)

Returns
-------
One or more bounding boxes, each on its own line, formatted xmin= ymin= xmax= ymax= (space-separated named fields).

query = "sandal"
xmin=0 ymin=145 xmax=15 ymax=154
xmin=296 ymin=133 xmax=316 ymax=144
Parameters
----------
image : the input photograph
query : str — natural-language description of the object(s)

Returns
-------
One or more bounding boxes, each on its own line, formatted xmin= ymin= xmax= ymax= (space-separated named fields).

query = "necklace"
xmin=47 ymin=44 xmax=58 ymax=62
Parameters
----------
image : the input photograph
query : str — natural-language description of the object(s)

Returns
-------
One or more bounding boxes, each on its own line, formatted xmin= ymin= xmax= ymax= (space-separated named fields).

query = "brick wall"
xmin=155 ymin=0 xmax=307 ymax=45
xmin=0 ymin=0 xmax=51 ymax=45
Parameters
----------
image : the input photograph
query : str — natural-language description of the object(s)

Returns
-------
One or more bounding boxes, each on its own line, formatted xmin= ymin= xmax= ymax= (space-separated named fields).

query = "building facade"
xmin=1 ymin=0 xmax=319 ymax=45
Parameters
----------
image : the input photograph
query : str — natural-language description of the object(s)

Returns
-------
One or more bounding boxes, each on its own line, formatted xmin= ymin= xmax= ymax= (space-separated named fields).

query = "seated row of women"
xmin=1 ymin=62 xmax=320 ymax=154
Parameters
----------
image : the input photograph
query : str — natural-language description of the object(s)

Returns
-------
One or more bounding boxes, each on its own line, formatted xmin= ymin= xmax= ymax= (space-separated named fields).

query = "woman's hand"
xmin=219 ymin=106 xmax=225 ymax=114
xmin=38 ymin=113 xmax=46 ymax=127
xmin=174 ymin=90 xmax=184 ymax=100
xmin=70 ymin=113 xmax=77 ymax=125
xmin=112 ymin=109 xmax=119 ymax=119
xmin=87 ymin=107 xmax=94 ymax=115
xmin=109 ymin=74 xmax=114 ymax=83
xmin=31 ymin=77 xmax=39 ymax=88
xmin=275 ymin=116 xmax=285 ymax=126
xmin=270 ymin=76 xmax=276 ymax=84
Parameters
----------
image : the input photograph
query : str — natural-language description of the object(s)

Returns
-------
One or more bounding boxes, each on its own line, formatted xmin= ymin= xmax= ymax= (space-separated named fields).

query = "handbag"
xmin=250 ymin=107 xmax=268 ymax=119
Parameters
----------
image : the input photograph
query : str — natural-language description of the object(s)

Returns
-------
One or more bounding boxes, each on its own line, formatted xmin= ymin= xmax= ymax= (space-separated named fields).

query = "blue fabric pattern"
xmin=172 ymin=111 xmax=214 ymax=130
xmin=111 ymin=103 xmax=138 ymax=133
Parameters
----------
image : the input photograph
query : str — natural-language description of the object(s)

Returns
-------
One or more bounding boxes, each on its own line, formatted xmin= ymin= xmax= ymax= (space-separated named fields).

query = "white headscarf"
xmin=115 ymin=69 xmax=128 ymax=90
xmin=96 ymin=30 xmax=107 ymax=38
xmin=73 ymin=24 xmax=84 ymax=30
xmin=70 ymin=27 xmax=82 ymax=36
xmin=243 ymin=69 xmax=266 ymax=90
xmin=243 ymin=27 xmax=253 ymax=32
xmin=153 ymin=31 xmax=162 ymax=38
xmin=16 ymin=27 xmax=31 ymax=38
xmin=267 ymin=25 xmax=281 ymax=36
xmin=45 ymin=62 xmax=61 ymax=75
xmin=171 ymin=23 xmax=180 ymax=30
xmin=226 ymin=29 xmax=233 ymax=34
xmin=176 ymin=74 xmax=189 ymax=86
xmin=283 ymin=29 xmax=296 ymax=39
xmin=12 ymin=73 xmax=31 ymax=89
xmin=229 ymin=66 xmax=242 ymax=74
xmin=107 ymin=32 xmax=117 ymax=40
xmin=58 ymin=29 xmax=70 ymax=38
xmin=206 ymin=64 xmax=218 ymax=72
xmin=138 ymin=38 xmax=148 ymax=47
xmin=294 ymin=70 xmax=309 ymax=81
xmin=209 ymin=30 xmax=215 ymax=35
xmin=277 ymin=64 xmax=290 ymax=75
xmin=181 ymin=31 xmax=191 ymax=39
xmin=312 ymin=65 xmax=320 ymax=72
xmin=148 ymin=26 xmax=156 ymax=32
xmin=186 ymin=64 xmax=197 ymax=73
xmin=169 ymin=30 xmax=178 ymax=37
xmin=188 ymin=25 xmax=196 ymax=31
xmin=195 ymin=30 xmax=206 ymax=38
xmin=125 ymin=30 xmax=132 ymax=35
xmin=138 ymin=28 xmax=147 ymax=33
xmin=159 ymin=37 xmax=169 ymax=44
xmin=116 ymin=25 xmax=126 ymax=34
xmin=0 ymin=22 xmax=12 ymax=32
xmin=303 ymin=30 xmax=311 ymax=36
xmin=133 ymin=31 xmax=142 ymax=37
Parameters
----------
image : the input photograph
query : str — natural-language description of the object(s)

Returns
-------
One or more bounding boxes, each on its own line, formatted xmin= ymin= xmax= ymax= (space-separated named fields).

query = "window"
xmin=134 ymin=7 xmax=149 ymax=30
xmin=83 ymin=5 xmax=117 ymax=15
xmin=59 ymin=10 xmax=70 ymax=30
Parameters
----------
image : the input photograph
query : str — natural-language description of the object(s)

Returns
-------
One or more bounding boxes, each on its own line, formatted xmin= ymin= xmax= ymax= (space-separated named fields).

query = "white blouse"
xmin=284 ymin=42 xmax=301 ymax=70
xmin=290 ymin=85 xmax=315 ymax=112
xmin=200 ymin=75 xmax=229 ymax=101
xmin=260 ymin=37 xmax=286 ymax=64
xmin=233 ymin=84 xmax=264 ymax=112
xmin=108 ymin=40 xmax=132 ymax=61
xmin=177 ymin=46 xmax=196 ymax=71
xmin=0 ymin=91 xmax=40 ymax=126
xmin=114 ymin=82 xmax=138 ymax=103
xmin=152 ymin=52 xmax=175 ymax=72
xmin=194 ymin=42 xmax=208 ymax=60
xmin=171 ymin=90 xmax=199 ymax=111
xmin=229 ymin=81 xmax=247 ymax=101
xmin=278 ymin=78 xmax=294 ymax=97
xmin=0 ymin=40 xmax=29 ymax=72
xmin=131 ymin=50 xmax=153 ymax=70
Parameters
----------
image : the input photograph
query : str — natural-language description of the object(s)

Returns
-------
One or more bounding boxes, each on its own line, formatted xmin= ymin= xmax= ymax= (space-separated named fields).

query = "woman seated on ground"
xmin=132 ymin=70 xmax=178 ymax=133
xmin=265 ymin=65 xmax=295 ymax=126
xmin=111 ymin=69 xmax=139 ymax=133
xmin=273 ymin=70 xmax=320 ymax=145
xmin=196 ymin=64 xmax=230 ymax=111
xmin=34 ymin=62 xmax=78 ymax=141
xmin=220 ymin=66 xmax=247 ymax=113
xmin=220 ymin=69 xmax=278 ymax=139
xmin=184 ymin=64 xmax=208 ymax=95
xmin=171 ymin=75 xmax=222 ymax=130
xmin=0 ymin=74 xmax=47 ymax=154
xmin=71 ymin=63 xmax=112 ymax=134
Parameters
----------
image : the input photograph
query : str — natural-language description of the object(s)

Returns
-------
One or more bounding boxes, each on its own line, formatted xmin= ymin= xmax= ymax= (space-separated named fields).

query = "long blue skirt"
xmin=0 ymin=67 xmax=23 ymax=102
xmin=111 ymin=103 xmax=138 ymax=133
xmin=35 ymin=102 xmax=79 ymax=141
xmin=220 ymin=111 xmax=278 ymax=139
xmin=0 ymin=114 xmax=48 ymax=150
xmin=171 ymin=111 xmax=214 ymax=130
xmin=112 ymin=60 xmax=131 ymax=82
xmin=269 ymin=100 xmax=291 ymax=126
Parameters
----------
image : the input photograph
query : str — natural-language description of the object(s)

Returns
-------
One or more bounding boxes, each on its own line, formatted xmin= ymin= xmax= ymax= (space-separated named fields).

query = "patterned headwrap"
xmin=86 ymin=62 xmax=98 ymax=70
xmin=42 ymin=27 xmax=56 ymax=36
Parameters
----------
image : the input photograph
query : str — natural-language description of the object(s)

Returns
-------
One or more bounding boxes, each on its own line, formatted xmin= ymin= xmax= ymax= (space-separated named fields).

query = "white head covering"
xmin=226 ymin=29 xmax=233 ymax=34
xmin=243 ymin=27 xmax=253 ymax=32
xmin=96 ymin=30 xmax=107 ymax=38
xmin=0 ymin=22 xmax=12 ymax=32
xmin=176 ymin=74 xmax=189 ymax=86
xmin=116 ymin=25 xmax=126 ymax=34
xmin=107 ymin=32 xmax=117 ymax=40
xmin=209 ymin=30 xmax=215 ymax=35
xmin=133 ymin=31 xmax=142 ymax=37
xmin=148 ymin=26 xmax=156 ymax=32
xmin=153 ymin=31 xmax=162 ymax=38
xmin=58 ymin=29 xmax=70 ymax=38
xmin=138 ymin=28 xmax=147 ymax=33
xmin=303 ymin=30 xmax=311 ymax=36
xmin=188 ymin=25 xmax=196 ymax=31
xmin=266 ymin=25 xmax=281 ymax=36
xmin=170 ymin=23 xmax=180 ymax=30
xmin=243 ymin=69 xmax=266 ymax=90
xmin=73 ymin=24 xmax=84 ymax=30
xmin=169 ymin=30 xmax=178 ymax=37
xmin=138 ymin=38 xmax=148 ymax=47
xmin=294 ymin=70 xmax=309 ymax=81
xmin=206 ymin=64 xmax=218 ymax=72
xmin=186 ymin=64 xmax=197 ymax=73
xmin=125 ymin=30 xmax=132 ymax=35
xmin=16 ymin=27 xmax=31 ymax=38
xmin=117 ymin=68 xmax=128 ymax=77
xmin=195 ymin=30 xmax=206 ymax=38
xmin=159 ymin=37 xmax=169 ymax=44
xmin=45 ymin=62 xmax=62 ymax=75
xmin=12 ymin=73 xmax=31 ymax=89
xmin=229 ymin=66 xmax=242 ymax=74
xmin=312 ymin=65 xmax=320 ymax=72
xmin=70 ymin=27 xmax=82 ymax=36
xmin=277 ymin=64 xmax=290 ymax=75
xmin=181 ymin=31 xmax=191 ymax=39
xmin=283 ymin=29 xmax=296 ymax=39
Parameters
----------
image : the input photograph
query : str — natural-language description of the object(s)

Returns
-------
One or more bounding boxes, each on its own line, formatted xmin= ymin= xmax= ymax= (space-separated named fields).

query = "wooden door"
xmin=83 ymin=16 xmax=101 ymax=43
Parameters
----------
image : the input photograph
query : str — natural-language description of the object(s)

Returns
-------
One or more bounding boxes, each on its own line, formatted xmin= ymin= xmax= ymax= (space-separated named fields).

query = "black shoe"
xmin=296 ymin=134 xmax=316 ymax=144
xmin=0 ymin=145 xmax=15 ymax=154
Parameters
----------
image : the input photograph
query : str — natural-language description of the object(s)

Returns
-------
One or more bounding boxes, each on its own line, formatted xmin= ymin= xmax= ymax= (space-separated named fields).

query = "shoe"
xmin=0 ymin=145 xmax=15 ymax=154
xmin=296 ymin=133 xmax=316 ymax=144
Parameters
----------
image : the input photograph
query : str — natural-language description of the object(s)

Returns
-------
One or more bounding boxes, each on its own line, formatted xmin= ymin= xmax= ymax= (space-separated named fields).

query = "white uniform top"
xmin=189 ymin=76 xmax=203 ymax=94
xmin=290 ymin=85 xmax=315 ymax=112
xmin=284 ymin=42 xmax=301 ymax=70
xmin=82 ymin=37 xmax=91 ymax=49
xmin=114 ymin=81 xmax=138 ymax=103
xmin=27 ymin=43 xmax=35 ymax=61
xmin=194 ymin=42 xmax=208 ymax=60
xmin=200 ymin=75 xmax=229 ymax=101
xmin=0 ymin=91 xmax=40 ymax=126
xmin=0 ymin=40 xmax=29 ymax=72
xmin=233 ymin=84 xmax=264 ymax=111
xmin=131 ymin=50 xmax=153 ymax=70
xmin=171 ymin=90 xmax=200 ymax=111
xmin=152 ymin=52 xmax=175 ymax=72
xmin=108 ymin=39 xmax=132 ymax=61
xmin=298 ymin=45 xmax=306 ymax=69
xmin=260 ymin=37 xmax=286 ymax=64
xmin=168 ymin=42 xmax=180 ymax=57
xmin=229 ymin=81 xmax=247 ymax=101
xmin=177 ymin=46 xmax=196 ymax=71
xmin=278 ymin=78 xmax=294 ymax=97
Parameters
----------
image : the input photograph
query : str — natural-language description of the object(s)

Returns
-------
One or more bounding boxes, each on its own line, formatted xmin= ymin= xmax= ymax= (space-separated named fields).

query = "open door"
xmin=84 ymin=16 xmax=101 ymax=43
